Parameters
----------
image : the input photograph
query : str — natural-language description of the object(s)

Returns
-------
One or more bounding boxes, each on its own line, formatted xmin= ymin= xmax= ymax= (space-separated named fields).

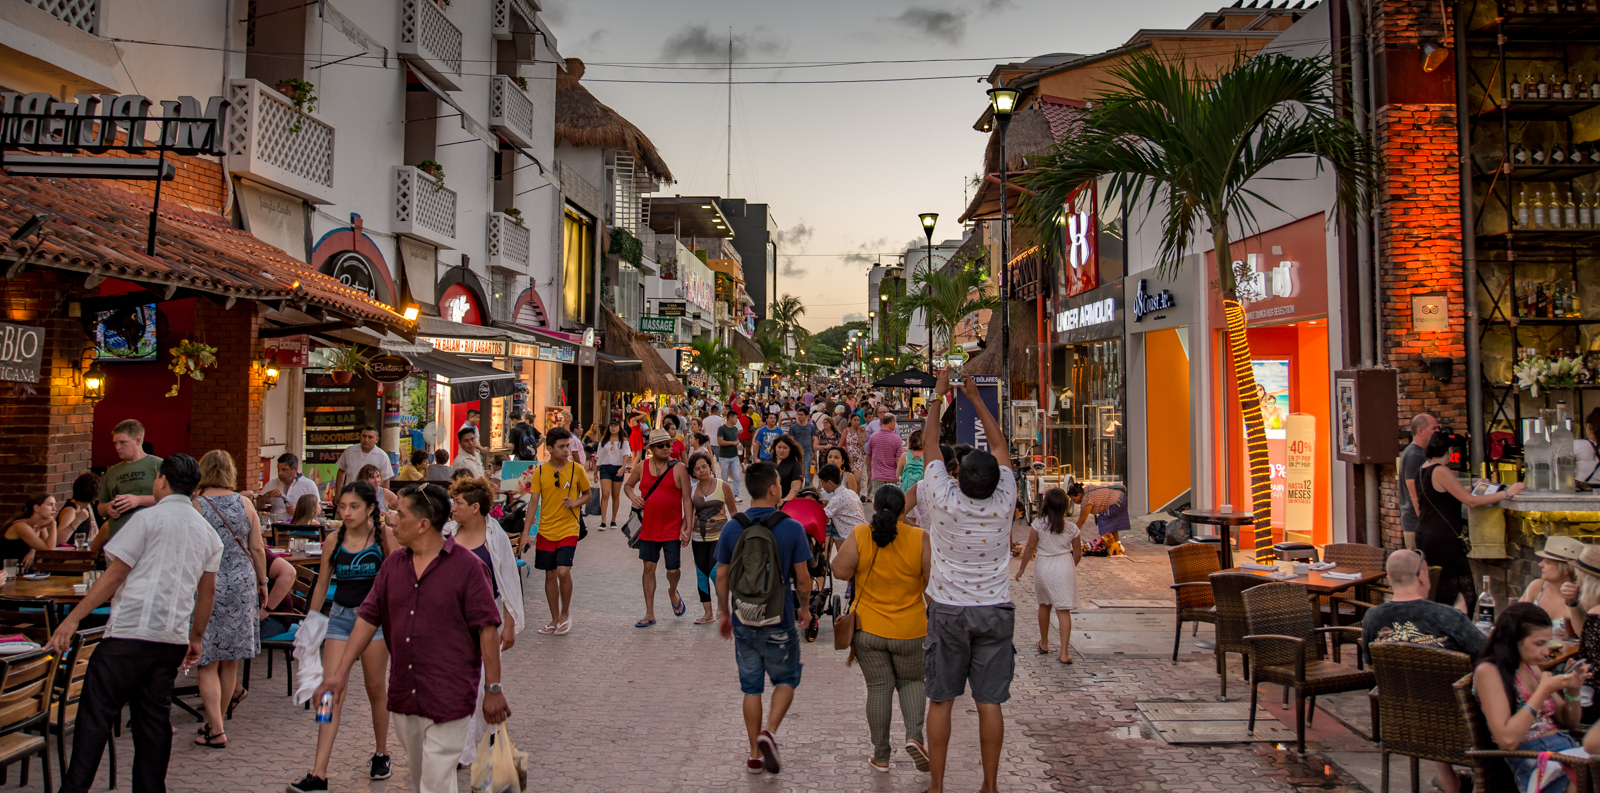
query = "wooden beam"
xmin=259 ymin=321 xmax=352 ymax=339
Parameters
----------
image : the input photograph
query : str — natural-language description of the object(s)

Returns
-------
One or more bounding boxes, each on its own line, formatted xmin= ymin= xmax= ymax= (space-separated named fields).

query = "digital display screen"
xmin=94 ymin=304 xmax=158 ymax=362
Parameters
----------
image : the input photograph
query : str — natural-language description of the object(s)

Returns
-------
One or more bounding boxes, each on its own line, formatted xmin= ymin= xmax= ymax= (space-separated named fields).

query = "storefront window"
xmin=1052 ymin=338 xmax=1125 ymax=485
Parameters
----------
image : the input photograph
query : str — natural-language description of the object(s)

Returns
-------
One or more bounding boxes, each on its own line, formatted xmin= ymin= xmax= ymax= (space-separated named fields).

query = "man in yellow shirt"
xmin=522 ymin=427 xmax=590 ymax=635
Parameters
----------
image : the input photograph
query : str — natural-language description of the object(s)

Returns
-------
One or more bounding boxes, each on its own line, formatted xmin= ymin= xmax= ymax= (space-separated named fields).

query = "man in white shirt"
xmin=335 ymin=427 xmax=394 ymax=491
xmin=258 ymin=452 xmax=321 ymax=523
xmin=919 ymin=369 xmax=1016 ymax=793
xmin=51 ymin=453 xmax=224 ymax=793
xmin=454 ymin=426 xmax=486 ymax=478
xmin=703 ymin=411 xmax=726 ymax=444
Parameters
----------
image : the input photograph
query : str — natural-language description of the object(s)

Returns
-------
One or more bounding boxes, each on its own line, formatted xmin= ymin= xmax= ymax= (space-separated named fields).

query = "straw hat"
xmin=1576 ymin=544 xmax=1600 ymax=579
xmin=1538 ymin=535 xmax=1586 ymax=563
xmin=646 ymin=428 xmax=673 ymax=447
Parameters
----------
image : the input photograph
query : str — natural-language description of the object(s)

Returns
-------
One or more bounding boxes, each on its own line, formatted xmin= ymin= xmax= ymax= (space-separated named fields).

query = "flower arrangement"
xmin=1514 ymin=354 xmax=1587 ymax=397
xmin=167 ymin=340 xmax=217 ymax=397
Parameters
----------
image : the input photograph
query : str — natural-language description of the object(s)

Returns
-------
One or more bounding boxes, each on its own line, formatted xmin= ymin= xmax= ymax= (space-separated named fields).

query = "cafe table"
xmin=1180 ymin=509 xmax=1257 ymax=570
xmin=0 ymin=575 xmax=86 ymax=605
xmin=1220 ymin=564 xmax=1388 ymax=627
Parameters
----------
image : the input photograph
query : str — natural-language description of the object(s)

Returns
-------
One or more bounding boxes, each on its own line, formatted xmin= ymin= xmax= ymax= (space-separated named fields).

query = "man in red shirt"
xmin=737 ymin=409 xmax=755 ymax=461
xmin=625 ymin=429 xmax=692 ymax=627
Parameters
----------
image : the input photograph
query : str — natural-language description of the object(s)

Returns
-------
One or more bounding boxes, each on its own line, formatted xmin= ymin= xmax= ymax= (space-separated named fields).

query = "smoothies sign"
xmin=1248 ymin=360 xmax=1291 ymax=535
xmin=1284 ymin=414 xmax=1316 ymax=543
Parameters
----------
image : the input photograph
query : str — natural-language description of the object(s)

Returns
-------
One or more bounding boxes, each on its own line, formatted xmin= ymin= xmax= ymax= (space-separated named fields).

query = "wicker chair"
xmin=1242 ymin=582 xmax=1374 ymax=754
xmin=1452 ymin=673 xmax=1596 ymax=792
xmin=1320 ymin=543 xmax=1388 ymax=631
xmin=1368 ymin=643 xmax=1474 ymax=793
xmin=1210 ymin=572 xmax=1264 ymax=701
xmin=1169 ymin=544 xmax=1220 ymax=663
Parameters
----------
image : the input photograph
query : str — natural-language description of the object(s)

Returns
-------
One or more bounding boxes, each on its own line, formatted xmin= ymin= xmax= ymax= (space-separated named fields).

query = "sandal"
xmin=555 ymin=619 xmax=572 ymax=635
xmin=694 ymin=614 xmax=716 ymax=625
xmin=195 ymin=726 xmax=226 ymax=748
xmin=1036 ymin=641 xmax=1050 ymax=655
xmin=634 ymin=618 xmax=656 ymax=628
xmin=671 ymin=592 xmax=686 ymax=617
xmin=226 ymin=687 xmax=248 ymax=719
xmin=537 ymin=623 xmax=558 ymax=635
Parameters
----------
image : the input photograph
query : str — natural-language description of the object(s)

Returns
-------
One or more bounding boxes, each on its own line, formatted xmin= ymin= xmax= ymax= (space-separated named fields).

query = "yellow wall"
xmin=1145 ymin=328 xmax=1192 ymax=510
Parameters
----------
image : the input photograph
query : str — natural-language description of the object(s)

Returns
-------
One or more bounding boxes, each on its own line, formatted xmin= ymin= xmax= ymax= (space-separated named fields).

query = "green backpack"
xmin=728 ymin=510 xmax=790 ymax=627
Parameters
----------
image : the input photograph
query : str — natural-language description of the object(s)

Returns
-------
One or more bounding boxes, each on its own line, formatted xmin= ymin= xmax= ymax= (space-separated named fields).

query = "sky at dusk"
xmin=543 ymin=0 xmax=1220 ymax=332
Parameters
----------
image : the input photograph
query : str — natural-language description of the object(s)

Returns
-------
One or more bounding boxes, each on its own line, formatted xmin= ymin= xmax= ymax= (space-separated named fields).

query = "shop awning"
xmin=597 ymin=352 xmax=642 ymax=372
xmin=599 ymin=306 xmax=683 ymax=395
xmin=404 ymin=348 xmax=520 ymax=403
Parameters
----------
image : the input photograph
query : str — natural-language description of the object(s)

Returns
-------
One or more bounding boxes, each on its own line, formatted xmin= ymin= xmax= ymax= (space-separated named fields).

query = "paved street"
xmin=28 ymin=511 xmax=1380 ymax=793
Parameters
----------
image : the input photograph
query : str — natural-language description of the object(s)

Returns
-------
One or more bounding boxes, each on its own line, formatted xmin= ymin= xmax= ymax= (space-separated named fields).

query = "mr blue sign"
xmin=1131 ymin=279 xmax=1176 ymax=322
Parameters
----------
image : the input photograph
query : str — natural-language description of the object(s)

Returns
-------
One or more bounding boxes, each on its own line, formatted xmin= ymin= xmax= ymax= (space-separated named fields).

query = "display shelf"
xmin=1480 ymin=316 xmax=1600 ymax=325
xmin=1477 ymin=98 xmax=1600 ymax=121
xmin=1471 ymin=12 xmax=1600 ymax=41
xmin=1477 ymin=228 xmax=1600 ymax=245
xmin=1501 ymin=162 xmax=1600 ymax=181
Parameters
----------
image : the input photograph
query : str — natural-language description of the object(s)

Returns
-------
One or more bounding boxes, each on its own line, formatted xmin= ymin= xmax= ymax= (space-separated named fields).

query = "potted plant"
xmin=503 ymin=207 xmax=524 ymax=227
xmin=1515 ymin=354 xmax=1588 ymax=398
xmin=275 ymin=78 xmax=317 ymax=133
xmin=513 ymin=75 xmax=528 ymax=92
xmin=166 ymin=340 xmax=218 ymax=397
xmin=417 ymin=159 xmax=445 ymax=191
xmin=326 ymin=344 xmax=367 ymax=386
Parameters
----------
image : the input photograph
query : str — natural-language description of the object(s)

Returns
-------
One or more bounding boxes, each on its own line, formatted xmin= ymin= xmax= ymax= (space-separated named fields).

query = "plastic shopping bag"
xmin=469 ymin=723 xmax=526 ymax=793
xmin=292 ymin=611 xmax=329 ymax=706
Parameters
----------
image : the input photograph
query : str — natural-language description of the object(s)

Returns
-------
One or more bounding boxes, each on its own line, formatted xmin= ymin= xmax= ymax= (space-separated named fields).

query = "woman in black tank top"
xmin=1414 ymin=434 xmax=1525 ymax=609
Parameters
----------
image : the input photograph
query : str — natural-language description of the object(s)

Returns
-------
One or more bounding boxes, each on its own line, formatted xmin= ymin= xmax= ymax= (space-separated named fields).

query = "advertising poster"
xmin=955 ymin=375 xmax=1001 ymax=452
xmin=1248 ymin=360 xmax=1291 ymax=533
xmin=1284 ymin=413 xmax=1316 ymax=543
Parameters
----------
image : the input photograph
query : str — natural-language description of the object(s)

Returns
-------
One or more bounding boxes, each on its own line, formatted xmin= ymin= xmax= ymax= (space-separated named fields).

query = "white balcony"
xmin=27 ymin=0 xmax=98 ymax=34
xmin=399 ymin=0 xmax=463 ymax=91
xmin=487 ymin=211 xmax=530 ymax=271
xmin=716 ymin=303 xmax=735 ymax=327
xmin=393 ymin=166 xmax=457 ymax=249
xmin=223 ymin=80 xmax=336 ymax=204
xmin=489 ymin=75 xmax=535 ymax=149
xmin=492 ymin=0 xmax=539 ymax=40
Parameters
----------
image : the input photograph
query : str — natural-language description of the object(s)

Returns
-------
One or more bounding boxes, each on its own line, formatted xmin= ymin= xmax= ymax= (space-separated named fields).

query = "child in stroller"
xmin=782 ymin=488 xmax=844 ymax=642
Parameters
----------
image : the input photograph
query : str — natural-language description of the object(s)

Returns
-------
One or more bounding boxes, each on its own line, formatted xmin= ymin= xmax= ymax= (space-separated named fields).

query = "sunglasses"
xmin=650 ymin=442 xmax=672 ymax=450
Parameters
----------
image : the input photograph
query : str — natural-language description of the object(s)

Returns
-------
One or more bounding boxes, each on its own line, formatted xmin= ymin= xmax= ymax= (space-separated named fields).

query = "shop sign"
xmin=0 ymin=322 xmax=44 ymax=384
xmin=1060 ymin=184 xmax=1100 ymax=298
xmin=304 ymin=448 xmax=344 ymax=465
xmin=1284 ymin=413 xmax=1317 ymax=541
xmin=639 ymin=316 xmax=676 ymax=335
xmin=955 ymin=375 xmax=1001 ymax=452
xmin=509 ymin=342 xmax=539 ymax=359
xmin=1131 ymin=279 xmax=1175 ymax=322
xmin=366 ymin=354 xmax=413 ymax=383
xmin=1413 ymin=296 xmax=1449 ymax=332
xmin=305 ymin=391 xmax=365 ymax=408
xmin=422 ymin=337 xmax=506 ymax=356
xmin=263 ymin=335 xmax=310 ymax=367
xmin=1209 ymin=214 xmax=1329 ymax=327
xmin=537 ymin=345 xmax=576 ymax=364
xmin=306 ymin=411 xmax=362 ymax=427
xmin=307 ymin=428 xmax=363 ymax=446
xmin=1055 ymin=298 xmax=1118 ymax=335
xmin=658 ymin=301 xmax=686 ymax=318
xmin=0 ymin=92 xmax=224 ymax=155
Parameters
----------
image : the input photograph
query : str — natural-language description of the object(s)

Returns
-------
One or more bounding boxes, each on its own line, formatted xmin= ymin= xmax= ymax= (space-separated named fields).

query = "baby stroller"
xmin=783 ymin=489 xmax=842 ymax=643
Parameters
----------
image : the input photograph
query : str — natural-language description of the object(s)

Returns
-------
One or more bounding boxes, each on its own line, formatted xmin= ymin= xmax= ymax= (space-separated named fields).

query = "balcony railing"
xmin=399 ymin=0 xmax=463 ymax=91
xmin=492 ymin=0 xmax=538 ymax=40
xmin=27 ymin=0 xmax=97 ymax=35
xmin=223 ymin=80 xmax=336 ymax=204
xmin=487 ymin=211 xmax=530 ymax=270
xmin=489 ymin=76 xmax=535 ymax=148
xmin=394 ymin=166 xmax=457 ymax=248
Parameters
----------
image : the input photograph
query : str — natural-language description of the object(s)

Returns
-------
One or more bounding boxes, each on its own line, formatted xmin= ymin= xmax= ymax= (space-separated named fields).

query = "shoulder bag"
xmin=540 ymin=462 xmax=589 ymax=542
xmin=621 ymin=460 xmax=677 ymax=550
xmin=200 ymin=495 xmax=265 ymax=589
xmin=835 ymin=531 xmax=880 ymax=660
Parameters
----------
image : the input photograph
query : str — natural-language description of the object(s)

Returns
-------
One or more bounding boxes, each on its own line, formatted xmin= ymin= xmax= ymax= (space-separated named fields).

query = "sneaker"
xmin=746 ymin=758 xmax=764 ymax=774
xmin=370 ymin=753 xmax=392 ymax=780
xmin=287 ymin=774 xmax=327 ymax=793
xmin=757 ymin=730 xmax=781 ymax=774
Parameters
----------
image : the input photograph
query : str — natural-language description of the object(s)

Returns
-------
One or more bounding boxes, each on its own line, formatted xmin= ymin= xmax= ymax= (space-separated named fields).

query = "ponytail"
xmin=870 ymin=485 xmax=905 ymax=548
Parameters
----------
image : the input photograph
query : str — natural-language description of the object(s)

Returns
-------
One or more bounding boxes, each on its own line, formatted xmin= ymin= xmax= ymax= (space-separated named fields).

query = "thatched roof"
xmin=730 ymin=330 xmax=764 ymax=366
xmin=965 ymin=303 xmax=1040 ymax=379
xmin=960 ymin=99 xmax=1085 ymax=223
xmin=556 ymin=59 xmax=674 ymax=182
xmin=599 ymin=306 xmax=685 ymax=395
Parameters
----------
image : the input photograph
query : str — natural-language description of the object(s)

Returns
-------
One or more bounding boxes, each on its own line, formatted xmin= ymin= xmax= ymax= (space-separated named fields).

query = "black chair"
xmin=50 ymin=628 xmax=112 ymax=789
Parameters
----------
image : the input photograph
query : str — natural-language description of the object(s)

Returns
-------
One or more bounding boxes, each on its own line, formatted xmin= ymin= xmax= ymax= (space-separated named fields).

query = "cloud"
xmin=659 ymin=25 xmax=788 ymax=64
xmin=840 ymin=237 xmax=892 ymax=268
xmin=981 ymin=0 xmax=1017 ymax=10
xmin=771 ymin=221 xmax=814 ymax=277
xmin=843 ymin=313 xmax=867 ymax=324
xmin=575 ymin=29 xmax=607 ymax=51
xmin=542 ymin=0 xmax=569 ymax=26
xmin=892 ymin=7 xmax=968 ymax=45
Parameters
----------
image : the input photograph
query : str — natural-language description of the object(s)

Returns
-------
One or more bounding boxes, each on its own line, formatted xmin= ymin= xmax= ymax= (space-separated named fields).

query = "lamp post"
xmin=919 ymin=212 xmax=938 ymax=374
xmin=988 ymin=84 xmax=1020 ymax=445
xmin=869 ymin=310 xmax=877 ymax=345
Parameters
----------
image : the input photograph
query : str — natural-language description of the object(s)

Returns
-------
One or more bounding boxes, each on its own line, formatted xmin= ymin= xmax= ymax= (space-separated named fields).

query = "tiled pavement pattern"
xmin=30 ymin=509 xmax=1380 ymax=792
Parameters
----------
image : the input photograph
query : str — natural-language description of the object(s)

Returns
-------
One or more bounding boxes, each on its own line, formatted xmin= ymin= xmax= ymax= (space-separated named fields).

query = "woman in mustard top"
xmin=832 ymin=485 xmax=933 ymax=774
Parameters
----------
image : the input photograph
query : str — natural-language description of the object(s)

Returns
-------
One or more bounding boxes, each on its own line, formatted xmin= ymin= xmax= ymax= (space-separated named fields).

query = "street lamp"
xmin=988 ymin=84 xmax=1021 ymax=443
xmin=919 ymin=212 xmax=937 ymax=374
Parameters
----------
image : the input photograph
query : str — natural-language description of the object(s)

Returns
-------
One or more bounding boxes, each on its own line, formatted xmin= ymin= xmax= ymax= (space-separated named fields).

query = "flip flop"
xmin=635 ymin=618 xmax=656 ymax=628
xmin=694 ymin=615 xmax=716 ymax=625
xmin=1036 ymin=642 xmax=1050 ymax=655
xmin=555 ymin=619 xmax=572 ymax=635
xmin=671 ymin=592 xmax=686 ymax=617
xmin=537 ymin=623 xmax=558 ymax=635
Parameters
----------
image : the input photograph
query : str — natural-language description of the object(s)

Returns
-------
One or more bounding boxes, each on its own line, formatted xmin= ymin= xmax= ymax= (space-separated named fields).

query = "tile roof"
xmin=0 ymin=172 xmax=410 ymax=327
xmin=1035 ymin=97 xmax=1085 ymax=141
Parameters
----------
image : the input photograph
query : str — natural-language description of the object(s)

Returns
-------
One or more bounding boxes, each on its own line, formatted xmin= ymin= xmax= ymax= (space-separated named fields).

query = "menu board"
xmin=303 ymin=372 xmax=379 ymax=483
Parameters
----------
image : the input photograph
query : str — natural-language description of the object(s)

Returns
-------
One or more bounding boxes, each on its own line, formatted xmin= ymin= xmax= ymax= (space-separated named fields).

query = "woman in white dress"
xmin=1015 ymin=488 xmax=1082 ymax=664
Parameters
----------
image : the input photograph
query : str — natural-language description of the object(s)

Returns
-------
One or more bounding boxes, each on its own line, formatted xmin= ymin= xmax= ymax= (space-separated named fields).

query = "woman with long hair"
xmin=1015 ymin=488 xmax=1083 ymax=663
xmin=831 ymin=485 xmax=931 ymax=774
xmin=290 ymin=481 xmax=397 ymax=792
xmin=1563 ymin=544 xmax=1600 ymax=723
xmin=845 ymin=414 xmax=870 ymax=496
xmin=1418 ymin=433 xmax=1525 ymax=609
xmin=2 ymin=494 xmax=59 ymax=570
xmin=687 ymin=452 xmax=735 ymax=624
xmin=824 ymin=446 xmax=860 ymax=495
xmin=1473 ymin=601 xmax=1589 ymax=792
xmin=289 ymin=493 xmax=322 ymax=526
xmin=815 ymin=415 xmax=841 ymax=463
xmin=897 ymin=430 xmax=925 ymax=493
xmin=191 ymin=450 xmax=267 ymax=748
xmin=444 ymin=476 xmax=524 ymax=766
xmin=594 ymin=421 xmax=632 ymax=531
xmin=56 ymin=472 xmax=100 ymax=547
xmin=357 ymin=463 xmax=398 ymax=514
xmin=772 ymin=435 xmax=805 ymax=502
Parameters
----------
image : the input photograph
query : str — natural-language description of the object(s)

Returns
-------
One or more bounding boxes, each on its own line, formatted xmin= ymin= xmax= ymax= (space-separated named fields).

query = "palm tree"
xmin=687 ymin=337 xmax=740 ymax=399
xmin=759 ymin=293 xmax=810 ymax=354
xmin=753 ymin=329 xmax=787 ymax=369
xmin=1019 ymin=52 xmax=1375 ymax=558
xmin=895 ymin=264 xmax=1000 ymax=357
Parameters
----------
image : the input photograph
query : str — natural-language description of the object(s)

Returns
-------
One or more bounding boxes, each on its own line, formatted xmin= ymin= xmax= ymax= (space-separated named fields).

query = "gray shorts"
xmin=923 ymin=602 xmax=1015 ymax=705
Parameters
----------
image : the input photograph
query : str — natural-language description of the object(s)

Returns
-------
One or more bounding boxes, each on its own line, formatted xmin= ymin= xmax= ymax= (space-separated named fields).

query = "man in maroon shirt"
xmin=317 ymin=484 xmax=506 ymax=793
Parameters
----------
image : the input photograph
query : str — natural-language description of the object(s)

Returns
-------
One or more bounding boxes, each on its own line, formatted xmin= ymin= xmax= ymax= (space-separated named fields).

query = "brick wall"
xmin=108 ymin=152 xmax=230 ymax=217
xmin=0 ymin=269 xmax=95 ymax=503
xmin=189 ymin=300 xmax=265 ymax=489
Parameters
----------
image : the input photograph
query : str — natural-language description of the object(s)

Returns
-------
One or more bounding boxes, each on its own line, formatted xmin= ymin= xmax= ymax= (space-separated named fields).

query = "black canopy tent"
xmin=403 ymin=348 xmax=520 ymax=402
xmin=872 ymin=368 xmax=936 ymax=389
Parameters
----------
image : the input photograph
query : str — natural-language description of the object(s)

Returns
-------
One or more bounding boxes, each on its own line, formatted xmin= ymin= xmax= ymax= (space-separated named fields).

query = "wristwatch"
xmin=485 ymin=682 xmax=503 ymax=694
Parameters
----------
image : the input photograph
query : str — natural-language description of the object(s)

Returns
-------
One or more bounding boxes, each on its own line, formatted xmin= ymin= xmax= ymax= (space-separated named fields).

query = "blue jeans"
xmin=1512 ymin=732 xmax=1580 ymax=793
xmin=718 ymin=456 xmax=741 ymax=497
xmin=733 ymin=624 xmax=802 ymax=695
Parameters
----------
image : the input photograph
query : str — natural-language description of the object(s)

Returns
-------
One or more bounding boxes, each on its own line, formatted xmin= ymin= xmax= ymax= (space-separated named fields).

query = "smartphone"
xmin=946 ymin=352 xmax=968 ymax=384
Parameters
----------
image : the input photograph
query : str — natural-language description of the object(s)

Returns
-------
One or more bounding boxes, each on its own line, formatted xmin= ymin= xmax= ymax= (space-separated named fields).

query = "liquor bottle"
xmin=1579 ymin=74 xmax=1592 ymax=101
xmin=1511 ymin=76 xmax=1525 ymax=100
xmin=1582 ymin=189 xmax=1594 ymax=228
xmin=1533 ymin=189 xmax=1547 ymax=227
xmin=1516 ymin=281 xmax=1527 ymax=316
xmin=1569 ymin=0 xmax=1580 ymax=11
xmin=1574 ymin=143 xmax=1588 ymax=165
xmin=1591 ymin=143 xmax=1600 ymax=162
xmin=1564 ymin=73 xmax=1576 ymax=99
xmin=1548 ymin=0 xmax=1560 ymax=12
xmin=1539 ymin=73 xmax=1552 ymax=99
xmin=1515 ymin=142 xmax=1530 ymax=164
xmin=1572 ymin=280 xmax=1583 ymax=316
xmin=1528 ymin=416 xmax=1553 ymax=491
xmin=1526 ymin=71 xmax=1539 ymax=99
xmin=1554 ymin=403 xmax=1577 ymax=492
xmin=1534 ymin=144 xmax=1548 ymax=164
xmin=1554 ymin=142 xmax=1569 ymax=164
xmin=1538 ymin=282 xmax=1550 ymax=315
xmin=1518 ymin=188 xmax=1532 ymax=227
xmin=1474 ymin=576 xmax=1497 ymax=634
xmin=1587 ymin=0 xmax=1598 ymax=12
xmin=1566 ymin=189 xmax=1579 ymax=227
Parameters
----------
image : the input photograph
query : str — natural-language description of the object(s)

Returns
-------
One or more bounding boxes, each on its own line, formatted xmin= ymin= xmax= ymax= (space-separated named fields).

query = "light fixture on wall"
xmin=1420 ymin=0 xmax=1452 ymax=73
xmin=260 ymin=358 xmax=281 ymax=389
xmin=402 ymin=304 xmax=420 ymax=321
xmin=83 ymin=362 xmax=106 ymax=403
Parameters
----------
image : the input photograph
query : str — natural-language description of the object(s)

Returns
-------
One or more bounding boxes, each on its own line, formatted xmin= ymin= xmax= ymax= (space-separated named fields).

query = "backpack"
xmin=727 ymin=510 xmax=791 ymax=627
xmin=510 ymin=422 xmax=542 ymax=460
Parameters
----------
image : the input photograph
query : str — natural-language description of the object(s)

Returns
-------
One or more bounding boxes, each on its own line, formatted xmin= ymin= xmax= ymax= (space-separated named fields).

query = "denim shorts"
xmin=326 ymin=602 xmax=383 ymax=642
xmin=597 ymin=464 xmax=624 ymax=482
xmin=734 ymin=624 xmax=802 ymax=695
xmin=1511 ymin=731 xmax=1580 ymax=793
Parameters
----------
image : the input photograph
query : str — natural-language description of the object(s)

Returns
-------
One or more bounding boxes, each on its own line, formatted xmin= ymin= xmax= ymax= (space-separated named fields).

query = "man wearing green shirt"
xmin=95 ymin=419 xmax=162 ymax=553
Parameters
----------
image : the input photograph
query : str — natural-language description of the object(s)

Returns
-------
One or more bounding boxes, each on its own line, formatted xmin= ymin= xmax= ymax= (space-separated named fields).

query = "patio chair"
xmin=0 ymin=649 xmax=58 ymax=790
xmin=1242 ymin=581 xmax=1373 ymax=754
xmin=1168 ymin=544 xmax=1219 ymax=663
xmin=49 ymin=627 xmax=112 ymax=789
xmin=1368 ymin=642 xmax=1473 ymax=793
xmin=257 ymin=565 xmax=318 ymax=697
xmin=1319 ymin=543 xmax=1387 ymax=637
xmin=0 ymin=596 xmax=56 ymax=646
xmin=1453 ymin=673 xmax=1597 ymax=792
xmin=1209 ymin=571 xmax=1263 ymax=701
xmin=28 ymin=551 xmax=95 ymax=576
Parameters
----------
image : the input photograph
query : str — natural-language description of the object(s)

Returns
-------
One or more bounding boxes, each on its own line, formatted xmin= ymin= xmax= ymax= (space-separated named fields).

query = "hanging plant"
xmin=276 ymin=78 xmax=317 ymax=134
xmin=503 ymin=207 xmax=524 ymax=227
xmin=608 ymin=227 xmax=643 ymax=267
xmin=417 ymin=160 xmax=445 ymax=191
xmin=166 ymin=340 xmax=218 ymax=397
xmin=326 ymin=344 xmax=367 ymax=386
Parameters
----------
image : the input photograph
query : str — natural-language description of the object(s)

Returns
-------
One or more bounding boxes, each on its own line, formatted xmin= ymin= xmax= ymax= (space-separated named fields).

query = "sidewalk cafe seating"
xmin=0 ymin=649 xmax=59 ymax=790
xmin=1368 ymin=642 xmax=1473 ymax=793
xmin=29 ymin=551 xmax=95 ymax=576
xmin=49 ymin=627 xmax=110 ymax=787
xmin=1453 ymin=673 xmax=1599 ymax=792
xmin=1168 ymin=544 xmax=1219 ymax=663
xmin=1210 ymin=572 xmax=1263 ymax=701
xmin=256 ymin=565 xmax=318 ymax=698
xmin=1242 ymin=581 xmax=1373 ymax=754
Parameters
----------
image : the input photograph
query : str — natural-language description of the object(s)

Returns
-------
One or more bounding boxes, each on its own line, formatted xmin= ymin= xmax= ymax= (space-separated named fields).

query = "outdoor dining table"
xmin=1221 ymin=564 xmax=1387 ymax=627
xmin=0 ymin=575 xmax=86 ymax=605
xmin=1181 ymin=509 xmax=1257 ymax=570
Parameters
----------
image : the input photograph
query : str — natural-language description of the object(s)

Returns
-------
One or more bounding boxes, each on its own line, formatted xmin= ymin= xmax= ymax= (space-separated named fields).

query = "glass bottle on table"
xmin=1553 ymin=402 xmax=1577 ymax=493
xmin=1475 ymin=576 xmax=1496 ymax=635
xmin=1527 ymin=415 xmax=1553 ymax=490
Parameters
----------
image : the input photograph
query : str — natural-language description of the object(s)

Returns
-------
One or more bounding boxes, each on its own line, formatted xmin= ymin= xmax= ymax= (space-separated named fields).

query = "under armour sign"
xmin=1067 ymin=211 xmax=1093 ymax=270
xmin=1055 ymin=298 xmax=1118 ymax=333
